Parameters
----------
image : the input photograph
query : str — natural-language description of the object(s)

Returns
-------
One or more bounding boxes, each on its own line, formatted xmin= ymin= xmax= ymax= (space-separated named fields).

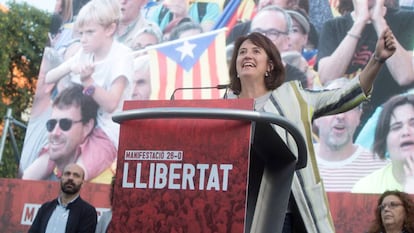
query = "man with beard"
xmin=313 ymin=78 xmax=389 ymax=192
xmin=28 ymin=163 xmax=97 ymax=233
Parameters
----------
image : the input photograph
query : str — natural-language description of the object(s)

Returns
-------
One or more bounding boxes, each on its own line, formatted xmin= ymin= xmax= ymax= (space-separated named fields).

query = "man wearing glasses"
xmin=23 ymin=84 xmax=116 ymax=184
xmin=250 ymin=5 xmax=308 ymax=87
xmin=251 ymin=6 xmax=291 ymax=52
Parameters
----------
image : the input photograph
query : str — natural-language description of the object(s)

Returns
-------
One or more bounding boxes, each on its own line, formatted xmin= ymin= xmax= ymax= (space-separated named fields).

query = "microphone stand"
xmin=170 ymin=85 xmax=229 ymax=100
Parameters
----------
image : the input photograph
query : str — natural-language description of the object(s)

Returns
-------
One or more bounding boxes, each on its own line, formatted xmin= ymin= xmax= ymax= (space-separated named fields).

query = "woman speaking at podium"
xmin=225 ymin=28 xmax=396 ymax=233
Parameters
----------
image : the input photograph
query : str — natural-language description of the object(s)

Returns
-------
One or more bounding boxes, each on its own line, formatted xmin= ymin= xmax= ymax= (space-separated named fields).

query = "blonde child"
xmin=44 ymin=0 xmax=134 ymax=181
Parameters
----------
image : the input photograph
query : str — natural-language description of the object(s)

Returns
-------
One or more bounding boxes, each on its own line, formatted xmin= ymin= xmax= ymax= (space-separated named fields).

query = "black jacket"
xmin=28 ymin=196 xmax=97 ymax=233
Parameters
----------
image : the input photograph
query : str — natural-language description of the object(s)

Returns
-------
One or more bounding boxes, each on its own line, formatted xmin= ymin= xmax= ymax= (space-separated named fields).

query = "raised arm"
xmin=359 ymin=27 xmax=396 ymax=95
xmin=370 ymin=1 xmax=414 ymax=85
xmin=318 ymin=0 xmax=371 ymax=84
xmin=45 ymin=60 xmax=72 ymax=84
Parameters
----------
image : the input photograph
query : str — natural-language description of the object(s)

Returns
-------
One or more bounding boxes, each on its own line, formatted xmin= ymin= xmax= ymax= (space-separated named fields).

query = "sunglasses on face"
xmin=46 ymin=118 xmax=83 ymax=132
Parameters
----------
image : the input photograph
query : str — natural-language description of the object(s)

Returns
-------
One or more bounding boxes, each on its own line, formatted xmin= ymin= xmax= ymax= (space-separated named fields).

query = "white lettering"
xmin=135 ymin=163 xmax=147 ymax=188
xmin=122 ymin=162 xmax=233 ymax=191
xmin=21 ymin=204 xmax=40 ymax=225
xmin=154 ymin=163 xmax=168 ymax=189
xmin=149 ymin=163 xmax=155 ymax=188
xmin=182 ymin=164 xmax=195 ymax=190
xmin=206 ymin=164 xmax=220 ymax=190
xmin=168 ymin=163 xmax=181 ymax=190
xmin=197 ymin=164 xmax=209 ymax=190
xmin=122 ymin=163 xmax=133 ymax=188
xmin=220 ymin=164 xmax=233 ymax=191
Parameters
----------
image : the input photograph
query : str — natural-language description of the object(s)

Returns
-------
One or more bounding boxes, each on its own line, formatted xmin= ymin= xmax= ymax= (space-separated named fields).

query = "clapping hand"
xmin=370 ymin=0 xmax=387 ymax=21
xmin=353 ymin=0 xmax=371 ymax=23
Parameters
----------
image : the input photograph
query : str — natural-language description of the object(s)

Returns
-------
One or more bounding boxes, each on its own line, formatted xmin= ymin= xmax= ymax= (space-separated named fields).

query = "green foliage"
xmin=0 ymin=2 xmax=51 ymax=177
xmin=0 ymin=129 xmax=22 ymax=178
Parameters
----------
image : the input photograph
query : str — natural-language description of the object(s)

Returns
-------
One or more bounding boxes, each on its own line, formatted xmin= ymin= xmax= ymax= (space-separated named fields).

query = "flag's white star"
xmin=176 ymin=40 xmax=196 ymax=61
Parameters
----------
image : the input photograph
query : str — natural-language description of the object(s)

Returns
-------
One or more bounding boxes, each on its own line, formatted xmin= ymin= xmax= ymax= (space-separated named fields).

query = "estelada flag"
xmin=148 ymin=28 xmax=229 ymax=100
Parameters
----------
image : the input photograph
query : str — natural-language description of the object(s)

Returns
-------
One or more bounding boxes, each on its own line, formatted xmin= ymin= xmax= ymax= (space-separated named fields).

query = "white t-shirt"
xmin=315 ymin=144 xmax=389 ymax=192
xmin=69 ymin=41 xmax=134 ymax=148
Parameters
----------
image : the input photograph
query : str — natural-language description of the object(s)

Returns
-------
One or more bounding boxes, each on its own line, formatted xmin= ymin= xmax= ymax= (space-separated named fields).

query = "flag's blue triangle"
xmin=157 ymin=33 xmax=217 ymax=72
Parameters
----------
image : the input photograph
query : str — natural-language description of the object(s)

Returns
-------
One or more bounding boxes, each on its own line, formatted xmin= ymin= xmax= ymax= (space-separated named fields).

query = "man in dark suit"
xmin=28 ymin=163 xmax=97 ymax=233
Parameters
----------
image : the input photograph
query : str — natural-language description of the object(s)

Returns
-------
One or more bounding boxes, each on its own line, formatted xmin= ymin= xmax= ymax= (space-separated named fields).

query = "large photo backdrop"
xmin=1 ymin=0 xmax=414 ymax=232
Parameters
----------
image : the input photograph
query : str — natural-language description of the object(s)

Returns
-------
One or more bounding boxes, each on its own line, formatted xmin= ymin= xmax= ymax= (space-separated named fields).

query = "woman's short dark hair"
xmin=228 ymin=32 xmax=285 ymax=95
xmin=373 ymin=94 xmax=414 ymax=159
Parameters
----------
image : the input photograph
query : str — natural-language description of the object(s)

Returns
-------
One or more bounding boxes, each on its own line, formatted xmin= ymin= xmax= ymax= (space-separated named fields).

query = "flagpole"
xmin=212 ymin=0 xmax=241 ymax=30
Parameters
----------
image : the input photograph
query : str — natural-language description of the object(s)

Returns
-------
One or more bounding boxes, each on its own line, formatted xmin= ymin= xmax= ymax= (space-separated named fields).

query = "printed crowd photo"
xmin=1 ymin=0 xmax=414 ymax=232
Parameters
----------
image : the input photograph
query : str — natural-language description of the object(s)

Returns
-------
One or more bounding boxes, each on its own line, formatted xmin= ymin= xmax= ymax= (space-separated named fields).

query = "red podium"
xmin=110 ymin=99 xmax=307 ymax=233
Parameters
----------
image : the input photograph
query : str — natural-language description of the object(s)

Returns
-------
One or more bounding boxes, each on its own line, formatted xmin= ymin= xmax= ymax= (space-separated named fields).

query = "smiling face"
xmin=48 ymin=106 xmax=89 ymax=165
xmin=236 ymin=39 xmax=272 ymax=80
xmin=386 ymin=103 xmax=414 ymax=163
xmin=381 ymin=195 xmax=406 ymax=231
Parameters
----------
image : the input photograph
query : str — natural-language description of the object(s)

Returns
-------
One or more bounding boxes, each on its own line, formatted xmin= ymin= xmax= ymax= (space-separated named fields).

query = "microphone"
xmin=170 ymin=84 xmax=229 ymax=100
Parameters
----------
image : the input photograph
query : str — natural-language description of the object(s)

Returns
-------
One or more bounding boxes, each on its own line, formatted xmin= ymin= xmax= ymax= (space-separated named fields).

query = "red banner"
xmin=1 ymin=171 xmax=413 ymax=232
xmin=3 ymin=100 xmax=414 ymax=232
xmin=0 ymin=178 xmax=111 ymax=232
xmin=109 ymin=99 xmax=253 ymax=232
xmin=328 ymin=192 xmax=379 ymax=233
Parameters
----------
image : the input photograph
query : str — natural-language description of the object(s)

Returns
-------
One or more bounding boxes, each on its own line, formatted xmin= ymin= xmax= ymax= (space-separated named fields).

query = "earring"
xmin=265 ymin=71 xmax=269 ymax=77
xmin=237 ymin=74 xmax=240 ymax=78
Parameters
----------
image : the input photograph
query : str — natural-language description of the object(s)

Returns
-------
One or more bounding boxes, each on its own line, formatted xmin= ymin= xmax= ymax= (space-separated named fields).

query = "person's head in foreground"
xmin=228 ymin=32 xmax=285 ymax=95
xmin=368 ymin=190 xmax=414 ymax=233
